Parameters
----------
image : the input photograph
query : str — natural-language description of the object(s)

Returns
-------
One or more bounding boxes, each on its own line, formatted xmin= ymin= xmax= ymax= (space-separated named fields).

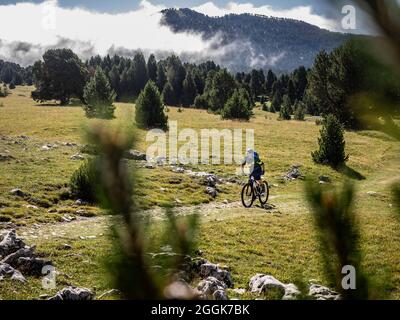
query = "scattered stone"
xmin=70 ymin=153 xmax=85 ymax=161
xmin=10 ymin=188 xmax=27 ymax=197
xmin=0 ymin=229 xmax=25 ymax=258
xmin=75 ymin=209 xmax=88 ymax=216
xmin=61 ymin=215 xmax=76 ymax=223
xmin=198 ymin=277 xmax=228 ymax=300
xmin=205 ymin=187 xmax=218 ymax=198
xmin=0 ymin=153 xmax=14 ymax=161
xmin=0 ymin=263 xmax=26 ymax=282
xmin=366 ymin=191 xmax=379 ymax=197
xmin=1 ymin=246 xmax=35 ymax=266
xmin=16 ymin=256 xmax=52 ymax=276
xmin=47 ymin=208 xmax=57 ymax=213
xmin=283 ymin=165 xmax=304 ymax=181
xmin=199 ymin=262 xmax=233 ymax=288
xmin=223 ymin=199 xmax=229 ymax=205
xmin=25 ymin=204 xmax=38 ymax=210
xmin=64 ymin=142 xmax=77 ymax=147
xmin=144 ymin=163 xmax=155 ymax=169
xmin=75 ymin=199 xmax=88 ymax=206
xmin=172 ymin=167 xmax=186 ymax=174
xmin=319 ymin=175 xmax=331 ymax=184
xmin=48 ymin=286 xmax=94 ymax=300
xmin=41 ymin=144 xmax=57 ymax=151
xmin=124 ymin=149 xmax=146 ymax=161
xmin=249 ymin=274 xmax=300 ymax=300
xmin=308 ymin=284 xmax=340 ymax=300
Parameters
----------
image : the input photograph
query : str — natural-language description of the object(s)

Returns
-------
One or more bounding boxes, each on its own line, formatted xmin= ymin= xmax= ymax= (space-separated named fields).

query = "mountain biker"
xmin=241 ymin=148 xmax=265 ymax=187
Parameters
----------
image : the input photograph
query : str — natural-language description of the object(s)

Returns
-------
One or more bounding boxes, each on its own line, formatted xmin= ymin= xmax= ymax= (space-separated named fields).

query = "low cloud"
xmin=0 ymin=0 xmax=341 ymax=68
xmin=192 ymin=1 xmax=339 ymax=31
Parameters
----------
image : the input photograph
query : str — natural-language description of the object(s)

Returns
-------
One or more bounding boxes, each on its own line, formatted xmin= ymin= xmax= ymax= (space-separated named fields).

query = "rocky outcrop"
xmin=48 ymin=286 xmax=94 ymax=300
xmin=308 ymin=284 xmax=341 ymax=300
xmin=249 ymin=274 xmax=300 ymax=300
xmin=197 ymin=277 xmax=228 ymax=300
xmin=0 ymin=230 xmax=52 ymax=280
xmin=124 ymin=149 xmax=146 ymax=161
xmin=283 ymin=165 xmax=304 ymax=181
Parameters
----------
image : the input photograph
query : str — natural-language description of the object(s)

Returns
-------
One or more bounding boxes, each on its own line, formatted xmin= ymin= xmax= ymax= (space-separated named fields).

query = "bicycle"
xmin=241 ymin=175 xmax=269 ymax=208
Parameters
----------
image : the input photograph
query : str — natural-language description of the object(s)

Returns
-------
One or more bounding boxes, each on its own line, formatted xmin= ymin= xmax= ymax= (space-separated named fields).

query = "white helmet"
xmin=246 ymin=148 xmax=254 ymax=154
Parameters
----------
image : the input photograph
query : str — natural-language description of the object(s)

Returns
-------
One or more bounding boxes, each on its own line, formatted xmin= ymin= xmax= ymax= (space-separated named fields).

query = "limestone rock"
xmin=48 ymin=286 xmax=94 ymax=300
xmin=199 ymin=262 xmax=233 ymax=288
xmin=249 ymin=274 xmax=300 ymax=300
xmin=198 ymin=277 xmax=228 ymax=300
xmin=0 ymin=229 xmax=25 ymax=257
xmin=308 ymin=284 xmax=340 ymax=300
xmin=0 ymin=262 xmax=26 ymax=283
xmin=124 ymin=149 xmax=146 ymax=161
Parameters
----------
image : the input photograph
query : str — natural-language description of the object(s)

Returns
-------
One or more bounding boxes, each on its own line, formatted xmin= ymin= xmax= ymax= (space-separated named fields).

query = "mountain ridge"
xmin=160 ymin=8 xmax=352 ymax=72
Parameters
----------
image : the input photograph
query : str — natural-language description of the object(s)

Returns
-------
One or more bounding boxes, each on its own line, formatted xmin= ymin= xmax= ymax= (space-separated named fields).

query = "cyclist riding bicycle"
xmin=241 ymin=148 xmax=265 ymax=187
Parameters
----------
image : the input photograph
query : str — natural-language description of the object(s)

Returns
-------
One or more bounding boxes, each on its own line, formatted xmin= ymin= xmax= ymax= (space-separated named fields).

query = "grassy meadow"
xmin=0 ymin=86 xmax=399 ymax=299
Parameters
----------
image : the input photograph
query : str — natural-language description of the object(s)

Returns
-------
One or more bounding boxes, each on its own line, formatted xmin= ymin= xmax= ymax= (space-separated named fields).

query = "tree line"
xmin=0 ymin=60 xmax=33 ymax=86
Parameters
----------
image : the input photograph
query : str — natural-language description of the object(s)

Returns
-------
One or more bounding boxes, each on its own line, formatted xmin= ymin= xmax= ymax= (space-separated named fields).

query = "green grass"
xmin=0 ymin=86 xmax=399 ymax=299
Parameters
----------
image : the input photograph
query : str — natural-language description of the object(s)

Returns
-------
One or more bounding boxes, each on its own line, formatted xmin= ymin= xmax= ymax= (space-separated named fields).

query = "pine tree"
xmin=279 ymin=95 xmax=292 ymax=120
xmin=271 ymin=90 xmax=282 ymax=112
xmin=132 ymin=52 xmax=149 ymax=96
xmin=135 ymin=80 xmax=168 ymax=130
xmin=221 ymin=88 xmax=253 ymax=120
xmin=312 ymin=114 xmax=348 ymax=167
xmin=147 ymin=54 xmax=157 ymax=82
xmin=162 ymin=82 xmax=175 ymax=106
xmin=181 ymin=71 xmax=197 ymax=107
xmin=156 ymin=63 xmax=167 ymax=92
xmin=83 ymin=67 xmax=116 ymax=119
xmin=293 ymin=100 xmax=306 ymax=121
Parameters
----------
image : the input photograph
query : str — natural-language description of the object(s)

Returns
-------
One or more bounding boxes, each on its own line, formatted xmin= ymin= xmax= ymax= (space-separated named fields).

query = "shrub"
xmin=221 ymin=88 xmax=253 ymax=120
xmin=83 ymin=67 xmax=116 ymax=119
xmin=312 ymin=114 xmax=348 ymax=167
xmin=293 ymin=101 xmax=306 ymax=121
xmin=135 ymin=80 xmax=168 ymax=130
xmin=9 ymin=82 xmax=16 ymax=90
xmin=193 ymin=94 xmax=209 ymax=109
xmin=69 ymin=159 xmax=98 ymax=203
xmin=279 ymin=95 xmax=292 ymax=120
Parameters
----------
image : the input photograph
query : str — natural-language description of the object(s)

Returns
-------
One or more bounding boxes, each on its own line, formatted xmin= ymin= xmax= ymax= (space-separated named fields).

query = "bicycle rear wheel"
xmin=241 ymin=183 xmax=255 ymax=208
xmin=258 ymin=180 xmax=269 ymax=205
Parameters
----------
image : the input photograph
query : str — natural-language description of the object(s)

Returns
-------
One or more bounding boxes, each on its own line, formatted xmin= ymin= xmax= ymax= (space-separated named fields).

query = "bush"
xmin=69 ymin=159 xmax=98 ymax=203
xmin=9 ymin=82 xmax=16 ymax=90
xmin=262 ymin=102 xmax=268 ymax=111
xmin=221 ymin=88 xmax=253 ymax=120
xmin=136 ymin=80 xmax=168 ymax=130
xmin=312 ymin=114 xmax=348 ymax=167
xmin=293 ymin=101 xmax=306 ymax=121
xmin=83 ymin=67 xmax=116 ymax=119
xmin=279 ymin=95 xmax=292 ymax=120
xmin=193 ymin=94 xmax=209 ymax=109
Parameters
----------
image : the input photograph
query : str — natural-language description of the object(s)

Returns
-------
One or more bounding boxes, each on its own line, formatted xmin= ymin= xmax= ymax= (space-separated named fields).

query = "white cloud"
xmin=0 ymin=0 xmax=208 ymax=57
xmin=193 ymin=1 xmax=339 ymax=31
xmin=0 ymin=0 xmax=342 ymax=67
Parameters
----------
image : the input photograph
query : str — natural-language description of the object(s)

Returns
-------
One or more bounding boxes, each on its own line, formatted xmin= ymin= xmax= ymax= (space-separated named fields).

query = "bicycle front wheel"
xmin=241 ymin=183 xmax=255 ymax=208
xmin=258 ymin=181 xmax=269 ymax=205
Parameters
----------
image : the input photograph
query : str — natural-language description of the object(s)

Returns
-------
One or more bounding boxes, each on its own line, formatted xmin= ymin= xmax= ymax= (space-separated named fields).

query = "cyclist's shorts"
xmin=250 ymin=166 xmax=263 ymax=180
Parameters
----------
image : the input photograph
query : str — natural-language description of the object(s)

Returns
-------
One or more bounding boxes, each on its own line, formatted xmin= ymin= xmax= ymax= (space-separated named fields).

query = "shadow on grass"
xmin=338 ymin=164 xmax=366 ymax=180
